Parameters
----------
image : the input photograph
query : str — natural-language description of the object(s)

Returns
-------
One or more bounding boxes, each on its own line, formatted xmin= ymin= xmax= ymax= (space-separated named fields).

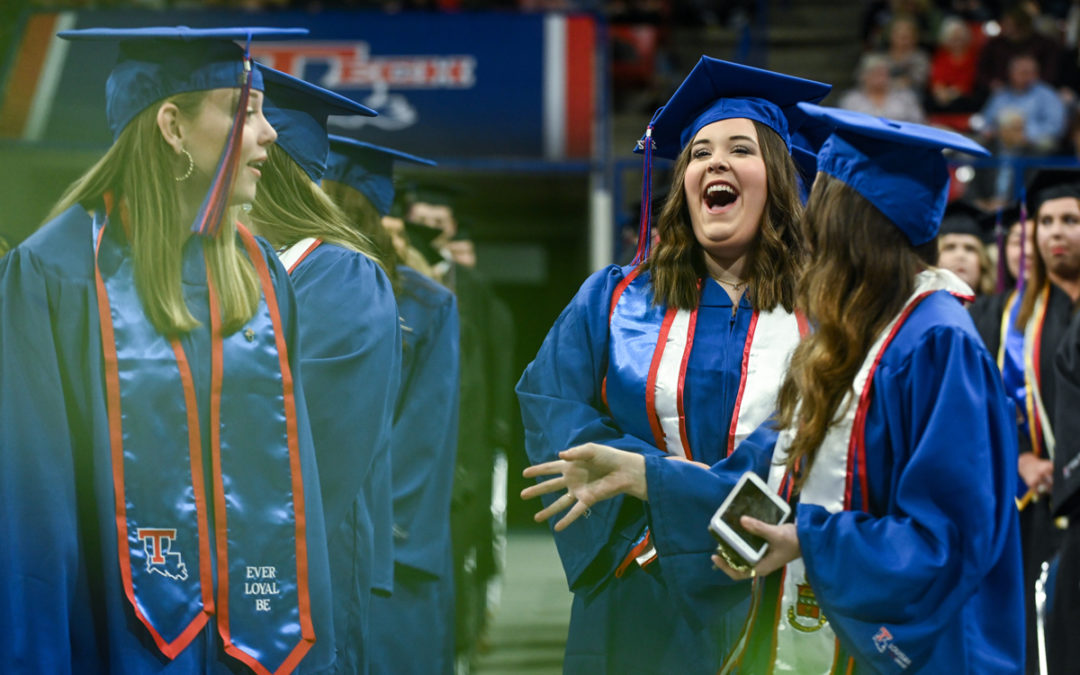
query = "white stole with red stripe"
xmin=759 ymin=268 xmax=971 ymax=674
xmin=652 ymin=305 xmax=804 ymax=460
xmin=278 ymin=237 xmax=320 ymax=274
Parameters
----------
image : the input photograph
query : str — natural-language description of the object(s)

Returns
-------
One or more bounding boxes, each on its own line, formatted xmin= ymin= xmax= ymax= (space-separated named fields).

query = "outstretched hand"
xmin=520 ymin=443 xmax=646 ymax=532
xmin=711 ymin=516 xmax=801 ymax=581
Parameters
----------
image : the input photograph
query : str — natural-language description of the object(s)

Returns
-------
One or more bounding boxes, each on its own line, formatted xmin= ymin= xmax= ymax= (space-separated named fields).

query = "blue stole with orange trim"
xmin=92 ymin=211 xmax=315 ymax=675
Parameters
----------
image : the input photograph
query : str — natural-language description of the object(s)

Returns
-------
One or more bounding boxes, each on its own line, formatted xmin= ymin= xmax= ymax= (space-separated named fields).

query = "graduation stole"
xmin=1021 ymin=284 xmax=1056 ymax=460
xmin=720 ymin=269 xmax=971 ymax=675
xmin=278 ymin=237 xmax=323 ymax=274
xmin=92 ymin=207 xmax=315 ymax=675
xmin=997 ymin=289 xmax=1032 ymax=462
xmin=604 ymin=265 xmax=806 ymax=576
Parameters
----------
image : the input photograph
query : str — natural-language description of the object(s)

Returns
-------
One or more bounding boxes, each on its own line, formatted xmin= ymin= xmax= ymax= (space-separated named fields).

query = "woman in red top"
xmin=928 ymin=16 xmax=983 ymax=119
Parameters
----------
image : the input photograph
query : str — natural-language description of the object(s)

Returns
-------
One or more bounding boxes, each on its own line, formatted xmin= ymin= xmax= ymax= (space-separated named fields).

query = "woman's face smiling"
xmin=683 ymin=117 xmax=767 ymax=266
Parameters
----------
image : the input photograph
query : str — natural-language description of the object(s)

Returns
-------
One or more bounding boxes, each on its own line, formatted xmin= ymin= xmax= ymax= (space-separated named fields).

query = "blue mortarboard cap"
xmin=259 ymin=68 xmax=376 ymax=182
xmin=642 ymin=57 xmax=831 ymax=158
xmin=324 ymin=136 xmax=436 ymax=217
xmin=797 ymin=102 xmax=990 ymax=246
xmin=58 ymin=26 xmax=309 ymax=140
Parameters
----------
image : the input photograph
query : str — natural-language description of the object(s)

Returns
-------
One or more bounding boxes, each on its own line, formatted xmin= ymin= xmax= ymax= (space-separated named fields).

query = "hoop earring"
xmin=175 ymin=148 xmax=194 ymax=182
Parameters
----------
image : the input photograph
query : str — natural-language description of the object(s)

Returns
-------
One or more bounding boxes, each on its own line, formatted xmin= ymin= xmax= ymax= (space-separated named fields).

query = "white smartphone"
xmin=708 ymin=471 xmax=792 ymax=568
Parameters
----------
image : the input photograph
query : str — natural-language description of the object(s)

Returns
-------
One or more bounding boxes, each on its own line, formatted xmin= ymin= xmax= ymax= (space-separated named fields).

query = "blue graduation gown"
xmin=286 ymin=243 xmax=402 ymax=675
xmin=0 ymin=205 xmax=336 ymax=673
xmin=644 ymin=291 xmax=1025 ymax=672
xmin=369 ymin=265 xmax=459 ymax=675
xmin=517 ymin=264 xmax=757 ymax=674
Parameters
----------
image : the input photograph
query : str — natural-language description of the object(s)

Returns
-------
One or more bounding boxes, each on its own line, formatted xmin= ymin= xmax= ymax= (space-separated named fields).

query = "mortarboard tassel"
xmin=631 ymin=124 xmax=656 ymax=266
xmin=1017 ymin=188 xmax=1028 ymax=296
xmin=994 ymin=207 xmax=1008 ymax=294
xmin=191 ymin=36 xmax=255 ymax=237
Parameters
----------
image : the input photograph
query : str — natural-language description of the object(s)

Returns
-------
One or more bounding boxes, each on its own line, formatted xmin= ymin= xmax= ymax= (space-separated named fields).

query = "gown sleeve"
xmin=516 ymin=265 xmax=668 ymax=593
xmin=0 ymin=247 xmax=95 ymax=671
xmin=392 ymin=279 xmax=460 ymax=578
xmin=638 ymin=422 xmax=778 ymax=632
xmin=798 ymin=324 xmax=1021 ymax=671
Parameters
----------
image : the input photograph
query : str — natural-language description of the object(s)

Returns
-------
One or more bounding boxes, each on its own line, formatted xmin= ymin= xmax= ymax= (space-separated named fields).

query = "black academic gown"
xmin=1050 ymin=307 xmax=1080 ymax=673
xmin=971 ymin=282 xmax=1076 ymax=674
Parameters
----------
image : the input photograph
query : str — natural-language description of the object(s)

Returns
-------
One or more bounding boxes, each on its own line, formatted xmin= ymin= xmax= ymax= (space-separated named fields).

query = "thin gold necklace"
xmin=714 ymin=276 xmax=746 ymax=291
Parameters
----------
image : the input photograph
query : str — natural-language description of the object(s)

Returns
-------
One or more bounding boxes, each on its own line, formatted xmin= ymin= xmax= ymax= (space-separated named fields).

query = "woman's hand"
xmin=1018 ymin=453 xmax=1054 ymax=495
xmin=711 ymin=517 xmax=801 ymax=581
xmin=521 ymin=443 xmax=646 ymax=532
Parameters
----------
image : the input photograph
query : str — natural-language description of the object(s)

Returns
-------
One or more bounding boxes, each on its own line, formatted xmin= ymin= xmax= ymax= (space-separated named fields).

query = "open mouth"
xmin=248 ymin=158 xmax=266 ymax=176
xmin=704 ymin=182 xmax=738 ymax=210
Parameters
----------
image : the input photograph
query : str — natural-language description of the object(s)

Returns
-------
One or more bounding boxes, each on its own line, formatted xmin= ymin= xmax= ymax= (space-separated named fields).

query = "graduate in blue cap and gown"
xmin=0 ymin=26 xmax=342 ymax=674
xmin=524 ymin=105 xmax=1024 ymax=673
xmin=516 ymin=56 xmax=829 ymax=674
xmin=322 ymin=137 xmax=459 ymax=675
xmin=243 ymin=67 xmax=403 ymax=675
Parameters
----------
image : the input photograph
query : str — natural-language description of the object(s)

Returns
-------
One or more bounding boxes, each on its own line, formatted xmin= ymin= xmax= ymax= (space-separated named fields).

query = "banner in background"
xmin=0 ymin=10 xmax=598 ymax=161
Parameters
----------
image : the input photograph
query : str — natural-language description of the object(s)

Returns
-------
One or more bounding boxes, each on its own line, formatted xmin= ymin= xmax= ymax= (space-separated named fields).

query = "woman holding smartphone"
xmin=524 ymin=106 xmax=1023 ymax=672
xmin=516 ymin=57 xmax=829 ymax=673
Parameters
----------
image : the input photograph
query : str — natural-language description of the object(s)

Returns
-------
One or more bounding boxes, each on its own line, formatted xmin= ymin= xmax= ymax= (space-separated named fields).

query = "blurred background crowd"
xmin=1 ymin=0 xmax=1078 ymax=672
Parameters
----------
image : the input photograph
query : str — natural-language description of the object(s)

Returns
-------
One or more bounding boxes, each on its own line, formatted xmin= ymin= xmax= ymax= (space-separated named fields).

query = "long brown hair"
xmin=248 ymin=144 xmax=380 ymax=265
xmin=1015 ymin=197 xmax=1078 ymax=327
xmin=646 ymin=120 xmax=806 ymax=311
xmin=47 ymin=91 xmax=261 ymax=336
xmin=776 ymin=175 xmax=936 ymax=487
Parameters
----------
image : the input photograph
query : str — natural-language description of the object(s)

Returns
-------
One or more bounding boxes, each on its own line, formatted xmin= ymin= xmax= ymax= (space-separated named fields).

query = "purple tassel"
xmin=995 ymin=207 xmax=1008 ymax=294
xmin=1017 ymin=189 xmax=1028 ymax=296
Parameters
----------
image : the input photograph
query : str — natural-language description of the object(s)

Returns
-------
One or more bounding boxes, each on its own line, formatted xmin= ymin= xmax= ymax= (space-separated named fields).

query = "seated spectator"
xmin=977 ymin=53 xmax=1067 ymax=152
xmin=975 ymin=4 xmax=1061 ymax=95
xmin=1061 ymin=105 xmax=1080 ymax=156
xmin=861 ymin=0 xmax=940 ymax=50
xmin=885 ymin=14 xmax=931 ymax=91
xmin=969 ymin=108 xmax=1040 ymax=211
xmin=928 ymin=15 xmax=984 ymax=114
xmin=839 ymin=52 xmax=926 ymax=122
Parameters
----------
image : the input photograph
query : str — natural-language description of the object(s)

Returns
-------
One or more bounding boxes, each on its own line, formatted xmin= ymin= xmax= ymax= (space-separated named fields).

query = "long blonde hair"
xmin=47 ymin=90 xmax=260 ymax=336
xmin=248 ymin=144 xmax=380 ymax=265
xmin=646 ymin=120 xmax=806 ymax=311
xmin=776 ymin=175 xmax=936 ymax=488
xmin=319 ymin=178 xmax=399 ymax=286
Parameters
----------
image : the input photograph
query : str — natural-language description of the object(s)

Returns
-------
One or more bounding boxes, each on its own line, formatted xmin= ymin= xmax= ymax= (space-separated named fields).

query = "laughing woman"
xmin=0 ymin=27 xmax=342 ymax=673
xmin=525 ymin=106 xmax=1023 ymax=673
xmin=515 ymin=57 xmax=829 ymax=674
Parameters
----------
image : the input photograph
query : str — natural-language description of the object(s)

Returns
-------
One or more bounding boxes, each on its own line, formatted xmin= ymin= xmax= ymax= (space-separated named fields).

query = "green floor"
xmin=474 ymin=529 xmax=571 ymax=674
